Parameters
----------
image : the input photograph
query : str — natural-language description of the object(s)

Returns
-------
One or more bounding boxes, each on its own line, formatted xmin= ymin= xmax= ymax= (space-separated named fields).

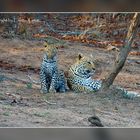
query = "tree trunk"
xmin=101 ymin=13 xmax=140 ymax=90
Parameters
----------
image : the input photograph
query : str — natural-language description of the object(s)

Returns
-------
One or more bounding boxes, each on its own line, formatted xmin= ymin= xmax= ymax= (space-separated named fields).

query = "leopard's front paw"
xmin=40 ymin=89 xmax=49 ymax=94
xmin=49 ymin=88 xmax=57 ymax=93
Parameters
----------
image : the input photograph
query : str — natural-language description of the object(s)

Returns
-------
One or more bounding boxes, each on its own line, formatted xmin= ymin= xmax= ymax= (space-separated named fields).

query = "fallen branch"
xmin=0 ymin=74 xmax=30 ymax=84
xmin=45 ymin=20 xmax=105 ymax=36
xmin=27 ymin=74 xmax=40 ymax=84
xmin=44 ymin=100 xmax=57 ymax=105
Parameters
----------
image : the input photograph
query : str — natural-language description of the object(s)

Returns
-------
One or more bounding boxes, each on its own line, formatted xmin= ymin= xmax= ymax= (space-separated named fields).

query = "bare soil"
xmin=0 ymin=38 xmax=140 ymax=127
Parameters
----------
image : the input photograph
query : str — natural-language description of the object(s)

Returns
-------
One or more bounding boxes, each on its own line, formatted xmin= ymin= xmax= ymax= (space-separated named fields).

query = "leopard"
xmin=67 ymin=53 xmax=140 ymax=99
xmin=40 ymin=41 xmax=68 ymax=94
xmin=67 ymin=53 xmax=102 ymax=93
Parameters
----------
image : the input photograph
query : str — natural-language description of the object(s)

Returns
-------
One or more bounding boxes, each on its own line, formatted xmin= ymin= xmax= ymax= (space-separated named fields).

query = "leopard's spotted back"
xmin=40 ymin=42 xmax=68 ymax=93
xmin=67 ymin=54 xmax=101 ymax=93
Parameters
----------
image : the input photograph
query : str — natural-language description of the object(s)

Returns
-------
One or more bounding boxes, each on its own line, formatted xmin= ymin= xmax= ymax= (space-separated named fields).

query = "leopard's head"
xmin=43 ymin=42 xmax=57 ymax=61
xmin=71 ymin=53 xmax=96 ymax=78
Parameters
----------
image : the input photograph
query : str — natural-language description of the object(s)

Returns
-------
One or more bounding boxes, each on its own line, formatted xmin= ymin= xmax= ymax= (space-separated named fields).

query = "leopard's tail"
xmin=27 ymin=74 xmax=40 ymax=84
xmin=117 ymin=87 xmax=140 ymax=99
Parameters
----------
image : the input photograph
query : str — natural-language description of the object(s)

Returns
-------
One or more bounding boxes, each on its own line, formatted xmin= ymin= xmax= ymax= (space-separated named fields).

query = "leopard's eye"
xmin=87 ymin=62 xmax=91 ymax=64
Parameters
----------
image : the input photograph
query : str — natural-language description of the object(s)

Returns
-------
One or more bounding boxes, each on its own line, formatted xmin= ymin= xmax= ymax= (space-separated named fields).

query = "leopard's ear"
xmin=78 ymin=53 xmax=83 ymax=60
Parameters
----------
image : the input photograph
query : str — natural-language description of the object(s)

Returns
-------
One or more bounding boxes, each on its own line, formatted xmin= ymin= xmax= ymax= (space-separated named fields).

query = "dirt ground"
xmin=0 ymin=37 xmax=140 ymax=127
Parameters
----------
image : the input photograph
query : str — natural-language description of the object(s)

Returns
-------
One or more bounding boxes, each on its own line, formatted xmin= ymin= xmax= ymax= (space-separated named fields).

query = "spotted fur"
xmin=67 ymin=54 xmax=102 ymax=93
xmin=40 ymin=42 xmax=68 ymax=93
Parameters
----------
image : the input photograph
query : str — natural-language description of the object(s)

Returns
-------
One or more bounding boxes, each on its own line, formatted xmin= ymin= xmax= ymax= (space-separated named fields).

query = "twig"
xmin=27 ymin=74 xmax=40 ymax=84
xmin=79 ymin=28 xmax=90 ymax=39
xmin=44 ymin=100 xmax=57 ymax=105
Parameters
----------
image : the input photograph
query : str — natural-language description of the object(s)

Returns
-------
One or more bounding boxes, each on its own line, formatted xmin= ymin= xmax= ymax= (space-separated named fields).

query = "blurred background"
xmin=0 ymin=0 xmax=140 ymax=12
xmin=0 ymin=128 xmax=140 ymax=140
